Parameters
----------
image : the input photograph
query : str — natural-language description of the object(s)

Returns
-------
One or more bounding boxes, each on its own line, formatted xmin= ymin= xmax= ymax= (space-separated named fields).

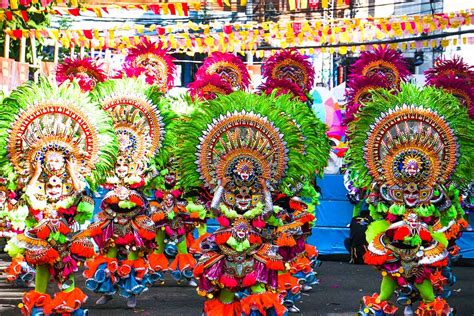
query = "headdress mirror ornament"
xmin=123 ymin=39 xmax=176 ymax=92
xmin=195 ymin=52 xmax=250 ymax=91
xmin=262 ymin=49 xmax=315 ymax=92
xmin=55 ymin=57 xmax=107 ymax=92
xmin=350 ymin=46 xmax=410 ymax=88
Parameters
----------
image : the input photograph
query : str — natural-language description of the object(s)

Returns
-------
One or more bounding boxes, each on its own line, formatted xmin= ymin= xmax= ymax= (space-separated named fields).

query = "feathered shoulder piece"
xmin=425 ymin=56 xmax=474 ymax=85
xmin=55 ymin=57 xmax=107 ymax=92
xmin=350 ymin=45 xmax=410 ymax=88
xmin=188 ymin=73 xmax=234 ymax=101
xmin=91 ymin=77 xmax=177 ymax=170
xmin=195 ymin=52 xmax=250 ymax=91
xmin=0 ymin=78 xmax=118 ymax=189
xmin=262 ymin=49 xmax=315 ymax=93
xmin=346 ymin=84 xmax=474 ymax=190
xmin=177 ymin=92 xmax=328 ymax=192
xmin=122 ymin=39 xmax=176 ymax=92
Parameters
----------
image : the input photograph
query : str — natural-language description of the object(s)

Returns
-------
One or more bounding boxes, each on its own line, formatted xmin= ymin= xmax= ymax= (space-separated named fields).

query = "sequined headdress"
xmin=55 ymin=57 xmax=108 ymax=92
xmin=0 ymin=79 xmax=118 ymax=189
xmin=262 ymin=49 xmax=315 ymax=93
xmin=177 ymin=92 xmax=329 ymax=193
xmin=350 ymin=46 xmax=410 ymax=88
xmin=195 ymin=52 xmax=250 ymax=91
xmin=91 ymin=77 xmax=176 ymax=170
xmin=122 ymin=39 xmax=176 ymax=92
xmin=346 ymin=84 xmax=474 ymax=192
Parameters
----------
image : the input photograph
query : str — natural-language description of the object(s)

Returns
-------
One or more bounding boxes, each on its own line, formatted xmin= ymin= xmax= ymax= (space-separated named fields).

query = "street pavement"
xmin=0 ymin=255 xmax=472 ymax=315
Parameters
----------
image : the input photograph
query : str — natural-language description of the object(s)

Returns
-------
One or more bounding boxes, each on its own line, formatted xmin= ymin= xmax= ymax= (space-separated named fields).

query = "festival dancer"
xmin=345 ymin=84 xmax=474 ymax=315
xmin=178 ymin=91 xmax=328 ymax=315
xmin=187 ymin=53 xmax=252 ymax=258
xmin=0 ymin=79 xmax=117 ymax=315
xmin=83 ymin=77 xmax=175 ymax=308
xmin=257 ymin=49 xmax=330 ymax=312
xmin=55 ymin=57 xmax=108 ymax=92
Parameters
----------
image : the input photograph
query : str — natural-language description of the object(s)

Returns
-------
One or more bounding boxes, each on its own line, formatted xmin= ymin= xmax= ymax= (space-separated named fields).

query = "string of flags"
xmin=4 ymin=9 xmax=473 ymax=55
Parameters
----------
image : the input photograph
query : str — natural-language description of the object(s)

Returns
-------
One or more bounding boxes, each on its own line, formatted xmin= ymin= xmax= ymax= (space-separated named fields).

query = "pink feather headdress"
xmin=425 ymin=55 xmax=474 ymax=86
xmin=428 ymin=74 xmax=474 ymax=119
xmin=257 ymin=78 xmax=307 ymax=102
xmin=122 ymin=38 xmax=176 ymax=92
xmin=262 ymin=49 xmax=315 ymax=93
xmin=188 ymin=73 xmax=234 ymax=101
xmin=350 ymin=45 xmax=410 ymax=88
xmin=55 ymin=57 xmax=107 ymax=92
xmin=195 ymin=52 xmax=250 ymax=91
xmin=344 ymin=73 xmax=391 ymax=124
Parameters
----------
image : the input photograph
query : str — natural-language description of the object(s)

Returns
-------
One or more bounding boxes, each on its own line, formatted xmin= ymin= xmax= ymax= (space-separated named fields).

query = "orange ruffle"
xmin=148 ymin=253 xmax=169 ymax=272
xmin=266 ymin=259 xmax=284 ymax=271
xmin=430 ymin=270 xmax=448 ymax=292
xmin=70 ymin=240 xmax=95 ymax=258
xmin=58 ymin=221 xmax=70 ymax=235
xmin=169 ymin=253 xmax=196 ymax=271
xmin=305 ymin=244 xmax=318 ymax=259
xmin=240 ymin=292 xmax=287 ymax=316
xmin=35 ymin=225 xmax=51 ymax=240
xmin=275 ymin=234 xmax=296 ymax=247
xmin=186 ymin=232 xmax=195 ymax=249
xmin=277 ymin=272 xmax=301 ymax=294
xmin=45 ymin=287 xmax=87 ymax=315
xmin=363 ymin=251 xmax=388 ymax=266
xmin=6 ymin=258 xmax=23 ymax=282
xmin=118 ymin=257 xmax=148 ymax=280
xmin=151 ymin=212 xmax=166 ymax=223
xmin=26 ymin=247 xmax=59 ymax=266
xmin=83 ymin=255 xmax=118 ymax=281
xmin=416 ymin=297 xmax=452 ymax=316
xmin=189 ymin=233 xmax=210 ymax=255
xmin=362 ymin=293 xmax=398 ymax=315
xmin=21 ymin=290 xmax=52 ymax=316
xmin=193 ymin=262 xmax=205 ymax=277
xmin=203 ymin=298 xmax=242 ymax=316
xmin=289 ymin=256 xmax=312 ymax=274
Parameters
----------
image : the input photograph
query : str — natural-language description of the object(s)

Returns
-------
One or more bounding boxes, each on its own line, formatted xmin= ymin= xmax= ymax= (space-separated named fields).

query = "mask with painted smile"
xmin=115 ymin=155 xmax=131 ymax=179
xmin=46 ymin=176 xmax=62 ymax=201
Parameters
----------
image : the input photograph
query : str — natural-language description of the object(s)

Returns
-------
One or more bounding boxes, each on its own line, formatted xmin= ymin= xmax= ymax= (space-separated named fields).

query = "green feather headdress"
xmin=346 ymin=84 xmax=474 ymax=190
xmin=91 ymin=77 xmax=177 ymax=172
xmin=177 ymin=91 xmax=327 ymax=193
xmin=0 ymin=78 xmax=118 ymax=190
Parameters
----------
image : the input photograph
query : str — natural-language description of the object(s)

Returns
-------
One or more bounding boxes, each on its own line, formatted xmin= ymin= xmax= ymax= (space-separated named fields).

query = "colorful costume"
xmin=178 ymin=92 xmax=329 ymax=315
xmin=0 ymin=79 xmax=117 ymax=315
xmin=346 ymin=84 xmax=474 ymax=315
xmin=83 ymin=78 xmax=174 ymax=308
xmin=186 ymin=53 xmax=252 ymax=257
xmin=257 ymin=49 xmax=329 ymax=312
xmin=55 ymin=57 xmax=108 ymax=92
xmin=122 ymin=39 xmax=176 ymax=92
